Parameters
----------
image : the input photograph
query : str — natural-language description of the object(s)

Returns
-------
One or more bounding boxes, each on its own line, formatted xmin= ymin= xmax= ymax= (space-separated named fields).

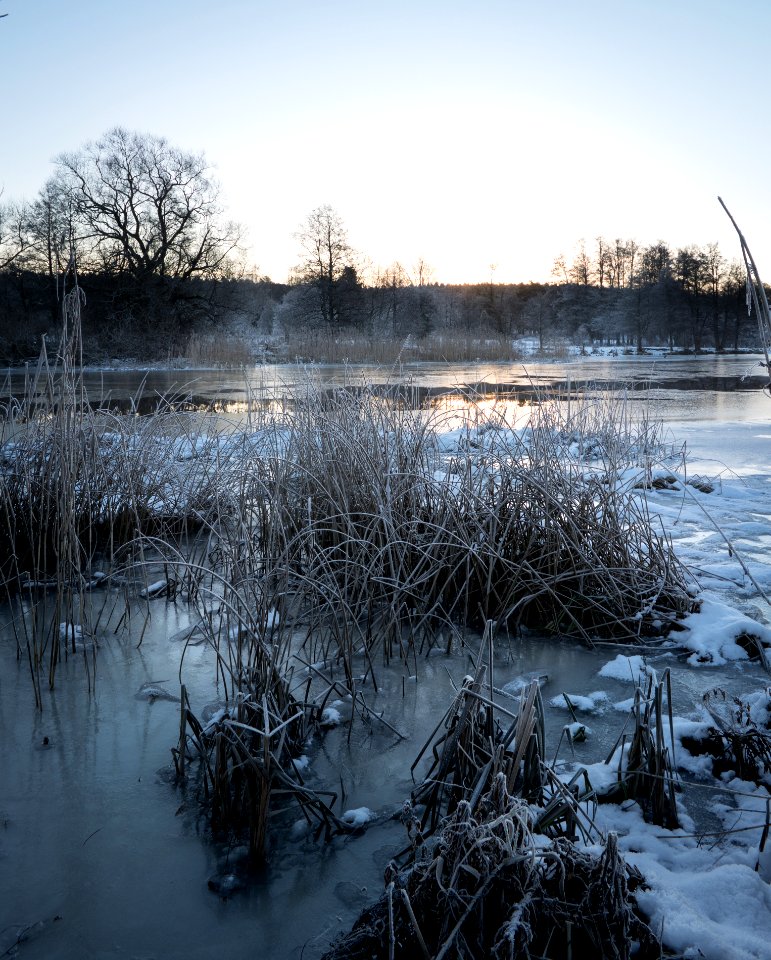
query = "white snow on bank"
xmin=593 ymin=803 xmax=771 ymax=960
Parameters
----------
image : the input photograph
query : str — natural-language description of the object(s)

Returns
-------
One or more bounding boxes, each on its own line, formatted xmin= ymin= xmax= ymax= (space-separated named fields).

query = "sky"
xmin=1 ymin=0 xmax=770 ymax=285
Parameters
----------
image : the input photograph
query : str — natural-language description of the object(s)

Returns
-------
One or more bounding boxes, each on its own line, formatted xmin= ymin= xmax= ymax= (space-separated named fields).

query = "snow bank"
xmin=593 ymin=802 xmax=771 ymax=960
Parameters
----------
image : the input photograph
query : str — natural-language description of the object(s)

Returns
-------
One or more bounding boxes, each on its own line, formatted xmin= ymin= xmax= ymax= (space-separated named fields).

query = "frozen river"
xmin=2 ymin=354 xmax=771 ymax=960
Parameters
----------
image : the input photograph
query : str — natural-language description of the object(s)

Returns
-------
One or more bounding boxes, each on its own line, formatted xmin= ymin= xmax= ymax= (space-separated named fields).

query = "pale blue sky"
xmin=1 ymin=0 xmax=768 ymax=283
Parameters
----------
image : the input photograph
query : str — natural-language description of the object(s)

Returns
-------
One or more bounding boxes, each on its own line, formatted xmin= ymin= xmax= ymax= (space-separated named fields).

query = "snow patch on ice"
xmin=342 ymin=807 xmax=375 ymax=827
xmin=548 ymin=690 xmax=609 ymax=713
xmin=598 ymin=654 xmax=653 ymax=684
xmin=320 ymin=706 xmax=342 ymax=727
xmin=676 ymin=595 xmax=771 ymax=665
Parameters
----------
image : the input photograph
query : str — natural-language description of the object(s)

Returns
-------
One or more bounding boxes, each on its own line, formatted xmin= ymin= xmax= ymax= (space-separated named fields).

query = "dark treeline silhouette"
xmin=0 ymin=128 xmax=759 ymax=361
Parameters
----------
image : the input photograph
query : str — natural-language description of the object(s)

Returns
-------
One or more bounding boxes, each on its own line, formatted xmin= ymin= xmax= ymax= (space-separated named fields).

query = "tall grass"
xmin=0 ymin=354 xmax=695 ymax=705
xmin=287 ymin=332 xmax=523 ymax=365
xmin=0 ymin=291 xmax=236 ymax=699
xmin=184 ymin=331 xmax=257 ymax=367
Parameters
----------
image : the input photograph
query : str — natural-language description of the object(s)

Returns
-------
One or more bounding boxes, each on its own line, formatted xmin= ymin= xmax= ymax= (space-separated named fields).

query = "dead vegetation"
xmin=0 ymin=294 xmax=696 ymax=707
xmin=596 ymin=668 xmax=681 ymax=829
xmin=172 ymin=642 xmax=357 ymax=861
xmin=321 ymin=775 xmax=660 ymax=960
xmin=317 ymin=651 xmax=687 ymax=960
xmin=681 ymin=687 xmax=771 ymax=784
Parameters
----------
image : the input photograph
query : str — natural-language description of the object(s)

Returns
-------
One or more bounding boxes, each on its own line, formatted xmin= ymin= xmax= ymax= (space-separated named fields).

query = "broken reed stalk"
xmin=687 ymin=687 xmax=771 ymax=784
xmin=597 ymin=668 xmax=681 ymax=829
xmin=411 ymin=674 xmax=553 ymax=838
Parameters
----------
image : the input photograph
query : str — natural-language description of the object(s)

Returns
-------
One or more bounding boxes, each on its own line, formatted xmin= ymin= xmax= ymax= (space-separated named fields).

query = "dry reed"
xmin=321 ymin=774 xmax=660 ymax=960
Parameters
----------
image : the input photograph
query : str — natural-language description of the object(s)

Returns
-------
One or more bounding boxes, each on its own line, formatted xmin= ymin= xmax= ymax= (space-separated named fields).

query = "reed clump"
xmin=0 ymin=281 xmax=238 ymax=697
xmin=320 ymin=650 xmax=681 ymax=959
xmin=411 ymin=662 xmax=547 ymax=836
xmin=172 ymin=638 xmax=356 ymax=861
xmin=681 ymin=687 xmax=771 ymax=784
xmin=595 ymin=668 xmax=681 ymax=829
xmin=410 ymin=663 xmax=604 ymax=846
xmin=321 ymin=775 xmax=660 ymax=960
xmin=195 ymin=380 xmax=695 ymax=672
xmin=1 ymin=342 xmax=695 ymax=708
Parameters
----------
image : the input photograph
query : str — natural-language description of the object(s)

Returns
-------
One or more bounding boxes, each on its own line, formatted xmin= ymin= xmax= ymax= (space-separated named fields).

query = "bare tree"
xmin=414 ymin=256 xmax=434 ymax=287
xmin=569 ymin=240 xmax=591 ymax=285
xmin=294 ymin=205 xmax=355 ymax=325
xmin=0 ymin=195 xmax=34 ymax=271
xmin=55 ymin=128 xmax=241 ymax=282
xmin=552 ymin=253 xmax=569 ymax=284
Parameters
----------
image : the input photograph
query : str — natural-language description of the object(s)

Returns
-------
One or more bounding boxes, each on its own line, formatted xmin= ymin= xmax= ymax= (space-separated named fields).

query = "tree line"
xmin=0 ymin=127 xmax=759 ymax=360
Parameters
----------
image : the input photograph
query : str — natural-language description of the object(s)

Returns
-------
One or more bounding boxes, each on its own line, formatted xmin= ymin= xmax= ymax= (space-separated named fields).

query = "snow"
xmin=594 ymin=802 xmax=771 ymax=960
xmin=141 ymin=579 xmax=168 ymax=598
xmin=598 ymin=654 xmax=653 ymax=684
xmin=548 ymin=690 xmax=609 ymax=713
xmin=612 ymin=696 xmax=636 ymax=712
xmin=319 ymin=706 xmax=342 ymax=727
xmin=59 ymin=622 xmax=84 ymax=641
xmin=290 ymin=754 xmax=310 ymax=773
xmin=341 ymin=807 xmax=376 ymax=827
xmin=677 ymin=595 xmax=771 ymax=665
xmin=637 ymin=857 xmax=771 ymax=960
xmin=564 ymin=720 xmax=590 ymax=740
